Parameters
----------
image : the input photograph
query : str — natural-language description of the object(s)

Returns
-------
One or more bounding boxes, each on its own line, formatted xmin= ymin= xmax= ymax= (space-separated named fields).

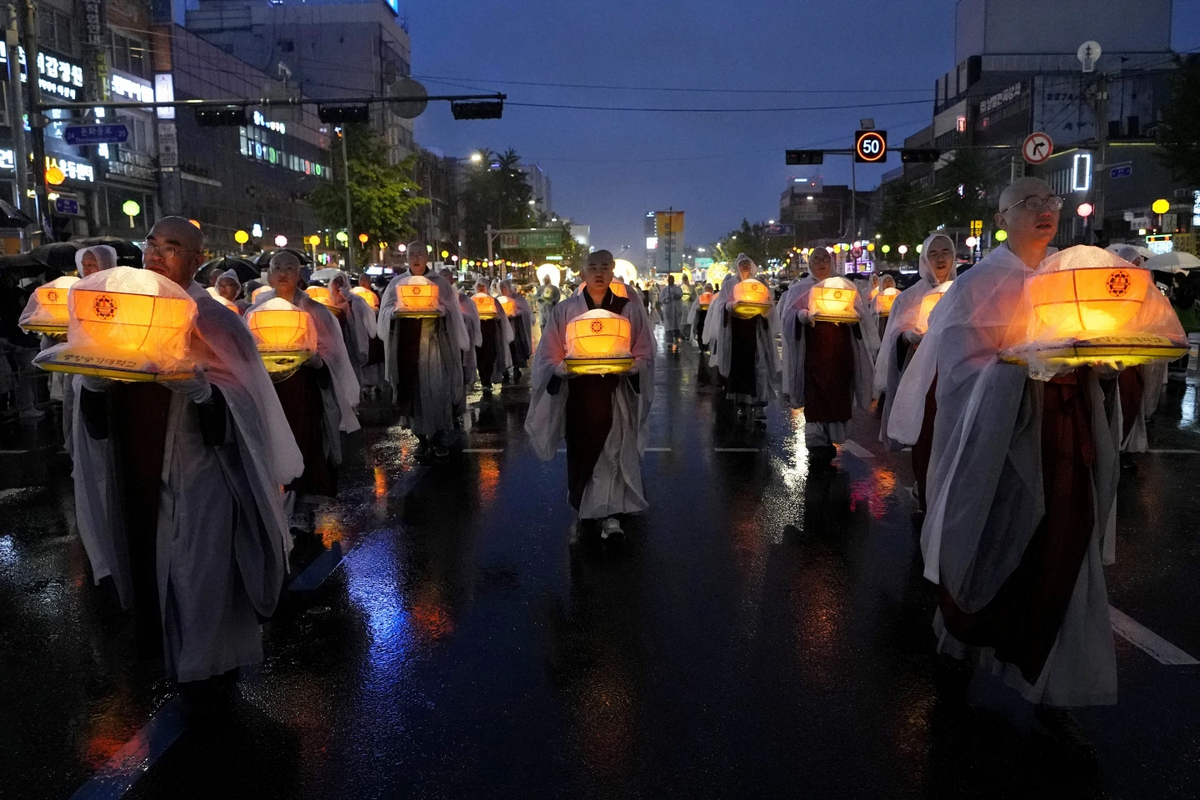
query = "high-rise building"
xmin=185 ymin=0 xmax=416 ymax=165
xmin=521 ymin=162 xmax=552 ymax=217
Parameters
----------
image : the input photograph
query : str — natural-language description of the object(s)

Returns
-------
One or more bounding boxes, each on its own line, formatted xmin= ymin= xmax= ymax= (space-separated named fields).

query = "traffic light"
xmin=901 ymin=149 xmax=941 ymax=163
xmin=786 ymin=150 xmax=824 ymax=165
xmin=318 ymin=105 xmax=371 ymax=124
xmin=195 ymin=106 xmax=247 ymax=126
xmin=451 ymin=101 xmax=504 ymax=120
xmin=854 ymin=130 xmax=887 ymax=163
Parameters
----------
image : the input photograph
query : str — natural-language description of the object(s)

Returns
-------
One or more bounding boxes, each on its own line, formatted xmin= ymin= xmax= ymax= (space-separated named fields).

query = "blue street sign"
xmin=54 ymin=197 xmax=79 ymax=215
xmin=1110 ymin=164 xmax=1133 ymax=179
xmin=62 ymin=124 xmax=129 ymax=146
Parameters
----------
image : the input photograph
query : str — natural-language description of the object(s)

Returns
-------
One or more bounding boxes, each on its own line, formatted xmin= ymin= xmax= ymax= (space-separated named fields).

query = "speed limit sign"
xmin=855 ymin=130 xmax=888 ymax=163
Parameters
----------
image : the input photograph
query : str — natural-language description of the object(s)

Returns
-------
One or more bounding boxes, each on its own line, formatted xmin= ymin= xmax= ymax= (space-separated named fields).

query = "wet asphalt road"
xmin=2 ymin=335 xmax=1200 ymax=800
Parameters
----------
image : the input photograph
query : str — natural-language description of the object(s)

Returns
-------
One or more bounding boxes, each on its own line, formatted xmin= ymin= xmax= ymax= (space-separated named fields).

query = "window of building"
xmin=38 ymin=8 xmax=75 ymax=56
xmin=110 ymin=32 xmax=149 ymax=79
xmin=117 ymin=113 xmax=151 ymax=153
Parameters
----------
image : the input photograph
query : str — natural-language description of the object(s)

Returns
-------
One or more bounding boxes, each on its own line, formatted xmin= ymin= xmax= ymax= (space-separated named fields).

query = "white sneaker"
xmin=600 ymin=517 xmax=623 ymax=539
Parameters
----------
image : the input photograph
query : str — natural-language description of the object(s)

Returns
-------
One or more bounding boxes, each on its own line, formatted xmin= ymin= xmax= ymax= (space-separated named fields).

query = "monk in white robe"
xmin=778 ymin=246 xmax=876 ymax=465
xmin=526 ymin=250 xmax=655 ymax=540
xmin=327 ymin=269 xmax=374 ymax=389
xmin=889 ymin=180 xmax=1122 ymax=728
xmin=378 ymin=241 xmax=469 ymax=459
xmin=474 ymin=279 xmax=514 ymax=394
xmin=660 ymin=274 xmax=684 ymax=351
xmin=72 ymin=218 xmax=303 ymax=694
xmin=249 ymin=253 xmax=360 ymax=530
xmin=537 ymin=276 xmax=562 ymax=331
xmin=702 ymin=253 xmax=780 ymax=419
xmin=875 ymin=234 xmax=956 ymax=504
xmin=500 ymin=279 xmax=534 ymax=381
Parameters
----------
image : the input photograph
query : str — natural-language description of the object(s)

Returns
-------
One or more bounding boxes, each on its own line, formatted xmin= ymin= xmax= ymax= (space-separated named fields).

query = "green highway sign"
xmin=500 ymin=230 xmax=562 ymax=250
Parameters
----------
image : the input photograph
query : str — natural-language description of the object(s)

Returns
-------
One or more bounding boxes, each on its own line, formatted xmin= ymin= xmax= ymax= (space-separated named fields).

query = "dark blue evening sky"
xmin=410 ymin=0 xmax=1200 ymax=252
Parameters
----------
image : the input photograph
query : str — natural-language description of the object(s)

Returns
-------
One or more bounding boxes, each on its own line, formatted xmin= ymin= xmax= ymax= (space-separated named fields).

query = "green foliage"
xmin=712 ymin=219 xmax=794 ymax=266
xmin=1157 ymin=54 xmax=1200 ymax=185
xmin=876 ymin=149 xmax=1003 ymax=247
xmin=461 ymin=148 xmax=537 ymax=258
xmin=308 ymin=124 xmax=427 ymax=264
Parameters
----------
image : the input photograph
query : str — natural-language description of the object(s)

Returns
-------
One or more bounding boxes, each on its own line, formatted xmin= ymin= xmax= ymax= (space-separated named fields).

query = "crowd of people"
xmin=6 ymin=176 xmax=1192 ymax=754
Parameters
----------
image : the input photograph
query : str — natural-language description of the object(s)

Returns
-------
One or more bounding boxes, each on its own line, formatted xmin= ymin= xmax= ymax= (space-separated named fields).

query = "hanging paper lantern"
xmin=206 ymin=286 xmax=242 ymax=315
xmin=731 ymin=278 xmax=771 ymax=319
xmin=915 ymin=282 xmax=953 ymax=335
xmin=564 ymin=309 xmax=634 ymax=375
xmin=350 ymin=286 xmax=379 ymax=310
xmin=807 ymin=277 xmax=860 ymax=323
xmin=393 ymin=275 xmax=441 ymax=317
xmin=34 ymin=268 xmax=197 ymax=381
xmin=473 ymin=292 xmax=498 ymax=319
xmin=498 ymin=295 xmax=516 ymax=317
xmin=20 ymin=276 xmax=79 ymax=336
xmin=874 ymin=287 xmax=900 ymax=316
xmin=698 ymin=291 xmax=714 ymax=310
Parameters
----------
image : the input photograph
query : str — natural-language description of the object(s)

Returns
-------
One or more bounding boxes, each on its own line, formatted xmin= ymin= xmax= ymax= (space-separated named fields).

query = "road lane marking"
xmin=645 ymin=447 xmax=672 ymax=452
xmin=68 ymin=697 xmax=186 ymax=800
xmin=714 ymin=447 xmax=760 ymax=452
xmin=463 ymin=448 xmax=505 ymax=453
xmin=1110 ymin=606 xmax=1200 ymax=666
xmin=840 ymin=440 xmax=875 ymax=459
xmin=0 ymin=449 xmax=29 ymax=455
xmin=1146 ymin=449 xmax=1200 ymax=454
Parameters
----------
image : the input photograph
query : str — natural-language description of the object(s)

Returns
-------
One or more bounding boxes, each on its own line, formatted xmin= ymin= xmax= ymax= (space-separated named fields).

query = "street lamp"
xmin=469 ymin=152 xmax=483 ymax=164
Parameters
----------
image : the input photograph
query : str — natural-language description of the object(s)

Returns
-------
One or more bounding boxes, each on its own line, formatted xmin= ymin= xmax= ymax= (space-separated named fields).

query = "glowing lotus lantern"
xmin=304 ymin=285 xmax=340 ymax=314
xmin=610 ymin=281 xmax=629 ymax=299
xmin=351 ymin=286 xmax=379 ymax=310
xmin=914 ymin=282 xmax=952 ymax=335
xmin=33 ymin=267 xmax=197 ymax=381
xmin=1002 ymin=246 xmax=1188 ymax=372
xmin=498 ymin=295 xmax=517 ymax=317
xmin=473 ymin=293 xmax=498 ymax=319
xmin=206 ymin=286 xmax=242 ymax=315
xmin=807 ymin=277 xmax=860 ymax=323
xmin=246 ymin=297 xmax=317 ymax=377
xmin=564 ymin=309 xmax=634 ymax=375
xmin=698 ymin=291 xmax=715 ymax=310
xmin=252 ymin=285 xmax=273 ymax=303
xmin=613 ymin=259 xmax=639 ymax=285
xmin=20 ymin=276 xmax=79 ymax=336
xmin=393 ymin=276 xmax=441 ymax=318
xmin=731 ymin=278 xmax=771 ymax=319
xmin=874 ymin=287 xmax=900 ymax=316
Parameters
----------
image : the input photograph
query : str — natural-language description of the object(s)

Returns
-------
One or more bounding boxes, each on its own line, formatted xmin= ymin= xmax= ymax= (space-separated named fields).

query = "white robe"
xmin=378 ymin=270 xmax=469 ymax=435
xmin=660 ymin=284 xmax=684 ymax=333
xmin=537 ymin=283 xmax=562 ymax=330
xmin=457 ymin=292 xmax=483 ymax=389
xmin=889 ymin=245 xmax=1120 ymax=707
xmin=777 ymin=276 xmax=875 ymax=445
xmin=525 ymin=290 xmax=656 ymax=519
xmin=73 ymin=281 xmax=303 ymax=682
xmin=704 ymin=269 xmax=781 ymax=403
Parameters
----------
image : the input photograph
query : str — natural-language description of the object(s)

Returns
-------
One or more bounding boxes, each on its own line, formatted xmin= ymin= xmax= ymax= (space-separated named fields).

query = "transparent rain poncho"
xmin=34 ymin=267 xmax=198 ymax=380
xmin=19 ymin=275 xmax=80 ymax=334
xmin=1001 ymin=245 xmax=1187 ymax=380
xmin=246 ymin=297 xmax=318 ymax=355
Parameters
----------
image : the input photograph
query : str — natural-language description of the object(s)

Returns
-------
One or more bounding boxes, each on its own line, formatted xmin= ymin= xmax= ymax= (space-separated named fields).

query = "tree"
xmin=875 ymin=149 xmax=1004 ymax=249
xmin=1157 ymin=54 xmax=1200 ymax=185
xmin=461 ymin=148 xmax=537 ymax=258
xmin=309 ymin=123 xmax=428 ymax=265
xmin=713 ymin=219 xmax=793 ymax=267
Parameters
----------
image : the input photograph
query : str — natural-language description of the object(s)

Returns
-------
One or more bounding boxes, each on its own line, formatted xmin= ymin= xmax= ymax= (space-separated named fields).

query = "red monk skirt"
xmin=939 ymin=369 xmax=1096 ymax=684
xmin=565 ymin=374 xmax=620 ymax=513
xmin=391 ymin=317 xmax=424 ymax=414
xmin=1118 ymin=366 xmax=1145 ymax=443
xmin=803 ymin=321 xmax=856 ymax=423
xmin=275 ymin=364 xmax=338 ymax=499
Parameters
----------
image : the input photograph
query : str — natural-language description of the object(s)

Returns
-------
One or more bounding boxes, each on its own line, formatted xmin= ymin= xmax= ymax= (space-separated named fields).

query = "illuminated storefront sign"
xmin=0 ymin=43 xmax=85 ymax=100
xmin=46 ymin=155 xmax=96 ymax=183
xmin=111 ymin=73 xmax=154 ymax=103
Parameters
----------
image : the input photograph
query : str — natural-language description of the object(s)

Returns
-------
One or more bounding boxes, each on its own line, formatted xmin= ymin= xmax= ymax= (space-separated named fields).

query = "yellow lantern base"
xmin=812 ymin=311 xmax=860 ymax=324
xmin=261 ymin=350 xmax=312 ymax=381
xmin=699 ymin=303 xmax=710 ymax=311
xmin=564 ymin=356 xmax=635 ymax=376
xmin=22 ymin=323 xmax=68 ymax=337
xmin=37 ymin=347 xmax=193 ymax=382
xmin=393 ymin=310 xmax=442 ymax=319
xmin=731 ymin=302 xmax=771 ymax=319
xmin=1000 ymin=335 xmax=1188 ymax=368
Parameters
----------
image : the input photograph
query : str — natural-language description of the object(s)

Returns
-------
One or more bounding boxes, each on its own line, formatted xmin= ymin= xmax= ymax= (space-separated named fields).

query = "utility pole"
xmin=4 ymin=5 xmax=28 ymax=246
xmin=1091 ymin=75 xmax=1110 ymax=246
xmin=486 ymin=223 xmax=494 ymax=278
xmin=339 ymin=127 xmax=355 ymax=271
xmin=18 ymin=0 xmax=47 ymax=241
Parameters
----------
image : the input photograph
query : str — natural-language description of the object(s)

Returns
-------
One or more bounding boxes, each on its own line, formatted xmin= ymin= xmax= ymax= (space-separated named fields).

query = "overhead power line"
xmin=505 ymin=99 xmax=932 ymax=114
xmin=412 ymin=74 xmax=934 ymax=95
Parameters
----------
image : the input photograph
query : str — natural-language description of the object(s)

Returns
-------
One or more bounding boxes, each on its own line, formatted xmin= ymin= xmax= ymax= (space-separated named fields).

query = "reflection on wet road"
xmin=3 ymin=336 xmax=1200 ymax=799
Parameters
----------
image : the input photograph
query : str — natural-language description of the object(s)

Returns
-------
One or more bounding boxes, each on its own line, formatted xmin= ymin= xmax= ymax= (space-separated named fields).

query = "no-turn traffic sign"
xmin=1022 ymin=132 xmax=1054 ymax=165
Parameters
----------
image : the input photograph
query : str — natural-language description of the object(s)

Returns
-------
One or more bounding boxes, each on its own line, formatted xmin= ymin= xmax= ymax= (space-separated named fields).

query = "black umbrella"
xmin=253 ymin=248 xmax=312 ymax=267
xmin=197 ymin=256 xmax=260 ymax=283
xmin=74 ymin=237 xmax=143 ymax=268
xmin=0 ymin=242 xmax=81 ymax=277
xmin=0 ymin=199 xmax=36 ymax=228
